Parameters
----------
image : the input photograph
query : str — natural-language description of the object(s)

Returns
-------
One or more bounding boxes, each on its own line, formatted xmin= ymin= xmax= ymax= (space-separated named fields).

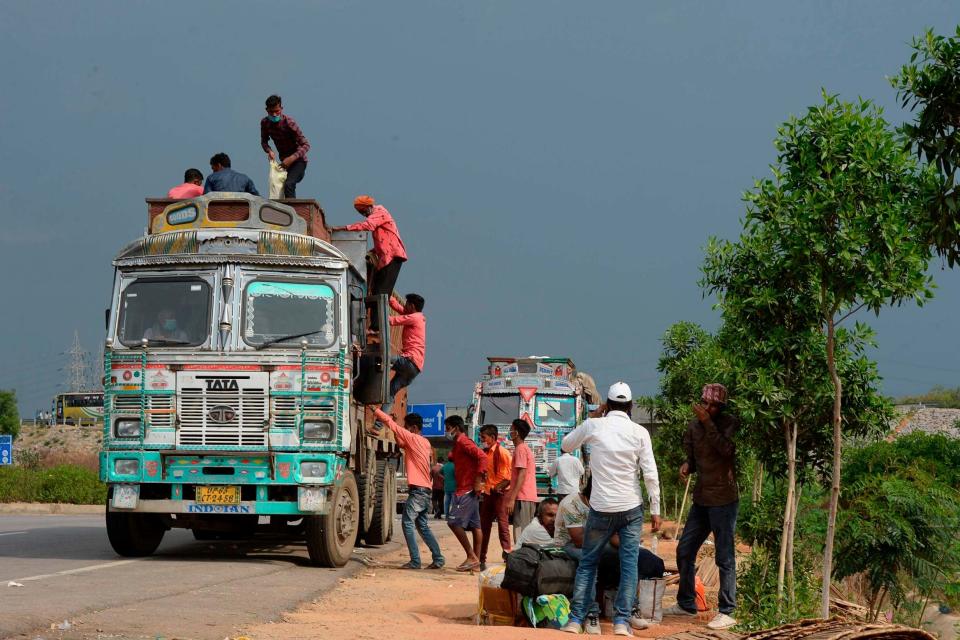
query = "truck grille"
xmin=177 ymin=372 xmax=269 ymax=447
xmin=112 ymin=394 xmax=173 ymax=429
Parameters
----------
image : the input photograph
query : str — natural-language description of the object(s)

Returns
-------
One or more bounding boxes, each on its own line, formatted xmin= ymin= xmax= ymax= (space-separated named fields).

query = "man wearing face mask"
xmin=444 ymin=415 xmax=488 ymax=572
xmin=143 ymin=308 xmax=189 ymax=343
xmin=260 ymin=94 xmax=310 ymax=198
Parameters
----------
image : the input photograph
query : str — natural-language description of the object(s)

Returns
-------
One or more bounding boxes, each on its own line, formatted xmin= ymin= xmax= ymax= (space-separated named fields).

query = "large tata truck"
xmin=99 ymin=193 xmax=403 ymax=567
xmin=468 ymin=356 xmax=596 ymax=495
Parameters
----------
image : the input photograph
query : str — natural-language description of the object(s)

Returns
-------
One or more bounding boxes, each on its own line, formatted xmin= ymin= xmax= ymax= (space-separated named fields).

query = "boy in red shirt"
xmin=375 ymin=408 xmax=444 ymax=570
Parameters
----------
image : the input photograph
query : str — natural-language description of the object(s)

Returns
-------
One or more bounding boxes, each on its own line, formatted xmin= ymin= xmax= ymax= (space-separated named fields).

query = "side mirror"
xmin=353 ymin=294 xmax=391 ymax=405
xmin=350 ymin=295 xmax=366 ymax=349
xmin=104 ymin=308 xmax=111 ymax=333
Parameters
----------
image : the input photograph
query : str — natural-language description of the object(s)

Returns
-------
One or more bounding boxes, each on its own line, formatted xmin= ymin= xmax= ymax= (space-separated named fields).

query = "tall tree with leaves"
xmin=893 ymin=26 xmax=960 ymax=265
xmin=740 ymin=93 xmax=934 ymax=617
xmin=0 ymin=390 xmax=19 ymax=440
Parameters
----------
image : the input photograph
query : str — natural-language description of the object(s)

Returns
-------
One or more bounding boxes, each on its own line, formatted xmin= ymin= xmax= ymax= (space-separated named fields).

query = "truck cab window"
xmin=243 ymin=281 xmax=336 ymax=348
xmin=117 ymin=278 xmax=210 ymax=347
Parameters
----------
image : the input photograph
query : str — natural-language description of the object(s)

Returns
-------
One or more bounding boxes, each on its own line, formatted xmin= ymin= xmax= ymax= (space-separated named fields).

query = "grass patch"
xmin=0 ymin=465 xmax=106 ymax=504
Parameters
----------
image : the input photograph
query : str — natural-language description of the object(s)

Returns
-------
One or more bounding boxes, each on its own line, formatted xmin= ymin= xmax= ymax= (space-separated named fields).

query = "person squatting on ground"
xmin=374 ymin=408 xmax=444 ymax=570
xmin=331 ymin=195 xmax=407 ymax=329
xmin=549 ymin=449 xmax=585 ymax=503
xmin=477 ymin=424 xmax=513 ymax=569
xmin=260 ymin=94 xmax=310 ymax=198
xmin=204 ymin=153 xmax=259 ymax=195
xmin=385 ymin=293 xmax=425 ymax=403
xmin=504 ymin=418 xmax=539 ymax=543
xmin=516 ymin=497 xmax=559 ymax=546
xmin=167 ymin=168 xmax=204 ymax=199
xmin=664 ymin=383 xmax=739 ymax=630
xmin=444 ymin=415 xmax=489 ymax=572
xmin=560 ymin=382 xmax=662 ymax=637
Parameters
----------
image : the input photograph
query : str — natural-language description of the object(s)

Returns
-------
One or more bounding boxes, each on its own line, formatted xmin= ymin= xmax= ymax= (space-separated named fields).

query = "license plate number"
xmin=112 ymin=484 xmax=139 ymax=509
xmin=196 ymin=485 xmax=240 ymax=505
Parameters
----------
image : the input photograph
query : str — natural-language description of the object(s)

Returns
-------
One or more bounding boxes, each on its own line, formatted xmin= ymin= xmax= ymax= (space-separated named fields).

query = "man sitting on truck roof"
xmin=374 ymin=407 xmax=445 ymax=570
xmin=384 ymin=293 xmax=425 ymax=406
xmin=203 ymin=152 xmax=259 ymax=195
xmin=167 ymin=168 xmax=204 ymax=199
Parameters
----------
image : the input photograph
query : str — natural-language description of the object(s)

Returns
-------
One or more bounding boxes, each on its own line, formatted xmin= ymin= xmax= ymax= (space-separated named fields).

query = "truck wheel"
xmin=106 ymin=505 xmax=165 ymax=557
xmin=357 ymin=454 xmax=377 ymax=541
xmin=306 ymin=471 xmax=358 ymax=567
xmin=364 ymin=460 xmax=394 ymax=545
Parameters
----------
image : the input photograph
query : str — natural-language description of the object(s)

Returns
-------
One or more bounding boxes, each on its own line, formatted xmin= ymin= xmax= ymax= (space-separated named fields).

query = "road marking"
xmin=8 ymin=559 xmax=141 ymax=583
xmin=0 ymin=531 xmax=28 ymax=537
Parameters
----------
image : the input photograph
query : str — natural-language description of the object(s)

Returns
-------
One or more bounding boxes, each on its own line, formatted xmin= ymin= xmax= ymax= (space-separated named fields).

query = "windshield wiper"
xmin=146 ymin=338 xmax=191 ymax=346
xmin=256 ymin=329 xmax=323 ymax=350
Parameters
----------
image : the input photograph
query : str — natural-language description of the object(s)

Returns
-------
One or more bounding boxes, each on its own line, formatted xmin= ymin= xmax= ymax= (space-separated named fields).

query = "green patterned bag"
xmin=521 ymin=594 xmax=570 ymax=629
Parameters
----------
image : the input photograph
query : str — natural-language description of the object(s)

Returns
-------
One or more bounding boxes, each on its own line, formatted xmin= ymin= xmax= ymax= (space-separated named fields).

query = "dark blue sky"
xmin=1 ymin=1 xmax=957 ymax=415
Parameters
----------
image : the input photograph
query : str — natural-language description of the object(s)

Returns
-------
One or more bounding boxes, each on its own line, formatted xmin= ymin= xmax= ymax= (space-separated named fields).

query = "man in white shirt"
xmin=549 ymin=451 xmax=585 ymax=502
xmin=515 ymin=497 xmax=559 ymax=547
xmin=560 ymin=382 xmax=661 ymax=637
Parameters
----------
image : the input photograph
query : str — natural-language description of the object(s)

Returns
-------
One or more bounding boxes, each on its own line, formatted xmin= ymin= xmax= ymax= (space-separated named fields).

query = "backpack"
xmin=502 ymin=544 xmax=577 ymax=597
xmin=522 ymin=594 xmax=571 ymax=629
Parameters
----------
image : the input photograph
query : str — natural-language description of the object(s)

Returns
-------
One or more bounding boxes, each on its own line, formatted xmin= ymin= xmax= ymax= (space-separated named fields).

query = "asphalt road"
xmin=0 ymin=514 xmax=406 ymax=639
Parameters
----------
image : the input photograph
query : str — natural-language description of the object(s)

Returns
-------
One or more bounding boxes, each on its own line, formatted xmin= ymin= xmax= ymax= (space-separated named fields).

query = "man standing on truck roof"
xmin=560 ymin=382 xmax=662 ymax=637
xmin=477 ymin=424 xmax=513 ymax=570
xmin=260 ymin=94 xmax=310 ymax=198
xmin=374 ymin=407 xmax=445 ymax=570
xmin=384 ymin=293 xmax=425 ymax=407
xmin=444 ymin=415 xmax=488 ymax=572
xmin=167 ymin=168 xmax=203 ymax=199
xmin=663 ymin=383 xmax=739 ymax=630
xmin=503 ymin=418 xmax=539 ymax=544
xmin=204 ymin=153 xmax=259 ymax=195
xmin=330 ymin=196 xmax=407 ymax=330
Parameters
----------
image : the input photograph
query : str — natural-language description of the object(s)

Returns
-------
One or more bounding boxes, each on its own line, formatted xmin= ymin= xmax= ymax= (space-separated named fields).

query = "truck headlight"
xmin=301 ymin=461 xmax=328 ymax=480
xmin=115 ymin=419 xmax=140 ymax=438
xmin=303 ymin=420 xmax=334 ymax=441
xmin=114 ymin=459 xmax=140 ymax=475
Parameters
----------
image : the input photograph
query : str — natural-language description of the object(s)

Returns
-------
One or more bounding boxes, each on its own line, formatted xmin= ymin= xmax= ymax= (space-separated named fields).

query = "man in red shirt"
xmin=260 ymin=95 xmax=310 ymax=198
xmin=386 ymin=293 xmax=425 ymax=403
xmin=331 ymin=195 xmax=408 ymax=329
xmin=375 ymin=407 xmax=444 ymax=570
xmin=444 ymin=415 xmax=488 ymax=572
xmin=504 ymin=418 xmax=539 ymax=543
xmin=167 ymin=168 xmax=204 ymax=199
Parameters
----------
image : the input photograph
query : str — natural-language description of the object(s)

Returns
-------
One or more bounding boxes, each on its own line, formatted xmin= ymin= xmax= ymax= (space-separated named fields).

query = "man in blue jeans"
xmin=664 ymin=383 xmax=739 ymax=630
xmin=560 ymin=382 xmax=662 ymax=637
xmin=374 ymin=407 xmax=444 ymax=569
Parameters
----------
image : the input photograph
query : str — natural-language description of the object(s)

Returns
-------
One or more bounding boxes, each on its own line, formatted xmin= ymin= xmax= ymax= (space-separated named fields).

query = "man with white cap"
xmin=664 ymin=383 xmax=740 ymax=630
xmin=559 ymin=381 xmax=661 ymax=637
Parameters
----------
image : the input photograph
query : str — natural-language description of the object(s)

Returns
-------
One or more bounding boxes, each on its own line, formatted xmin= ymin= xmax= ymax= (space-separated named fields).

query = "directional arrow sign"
xmin=409 ymin=403 xmax=446 ymax=437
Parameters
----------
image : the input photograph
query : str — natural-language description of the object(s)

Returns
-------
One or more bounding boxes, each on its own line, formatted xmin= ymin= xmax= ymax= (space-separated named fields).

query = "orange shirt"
xmin=483 ymin=443 xmax=513 ymax=494
xmin=374 ymin=408 xmax=432 ymax=490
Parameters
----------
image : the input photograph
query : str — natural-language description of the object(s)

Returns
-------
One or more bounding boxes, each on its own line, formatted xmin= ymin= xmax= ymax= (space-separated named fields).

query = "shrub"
xmin=735 ymin=546 xmax=819 ymax=631
xmin=0 ymin=465 xmax=106 ymax=504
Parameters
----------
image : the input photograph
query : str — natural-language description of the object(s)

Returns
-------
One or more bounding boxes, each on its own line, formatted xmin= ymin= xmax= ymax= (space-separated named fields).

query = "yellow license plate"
xmin=196 ymin=485 xmax=240 ymax=505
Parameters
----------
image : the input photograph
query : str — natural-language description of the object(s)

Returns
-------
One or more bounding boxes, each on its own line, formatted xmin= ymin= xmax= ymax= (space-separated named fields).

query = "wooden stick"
xmin=675 ymin=476 xmax=692 ymax=539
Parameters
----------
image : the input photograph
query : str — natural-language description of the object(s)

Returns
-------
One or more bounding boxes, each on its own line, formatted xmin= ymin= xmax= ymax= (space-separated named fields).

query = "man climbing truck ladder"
xmin=99 ymin=192 xmax=407 ymax=567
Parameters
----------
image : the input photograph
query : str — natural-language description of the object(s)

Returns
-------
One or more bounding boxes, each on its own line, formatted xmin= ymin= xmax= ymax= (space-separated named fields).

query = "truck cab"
xmin=99 ymin=193 xmax=401 ymax=566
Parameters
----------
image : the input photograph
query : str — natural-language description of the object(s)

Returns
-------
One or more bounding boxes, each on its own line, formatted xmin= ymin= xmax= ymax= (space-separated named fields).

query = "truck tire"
xmin=364 ymin=460 xmax=394 ymax=546
xmin=357 ymin=454 xmax=377 ymax=541
xmin=106 ymin=506 xmax=165 ymax=557
xmin=306 ymin=471 xmax=358 ymax=567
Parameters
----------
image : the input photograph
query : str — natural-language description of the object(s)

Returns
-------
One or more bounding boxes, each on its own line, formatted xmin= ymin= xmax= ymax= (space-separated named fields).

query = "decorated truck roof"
xmin=479 ymin=356 xmax=577 ymax=396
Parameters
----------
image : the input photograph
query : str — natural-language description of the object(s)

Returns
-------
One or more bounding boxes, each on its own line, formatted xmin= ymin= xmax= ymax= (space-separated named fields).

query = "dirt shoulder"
xmin=242 ymin=519 xmax=714 ymax=640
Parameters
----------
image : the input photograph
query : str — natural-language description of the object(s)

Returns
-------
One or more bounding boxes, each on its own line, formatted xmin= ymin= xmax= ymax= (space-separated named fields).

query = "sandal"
xmin=455 ymin=561 xmax=480 ymax=572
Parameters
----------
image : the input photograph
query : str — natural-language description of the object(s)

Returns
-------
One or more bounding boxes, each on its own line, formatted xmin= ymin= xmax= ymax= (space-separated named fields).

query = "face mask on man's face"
xmin=445 ymin=430 xmax=457 ymax=441
xmin=268 ymin=114 xmax=281 ymax=123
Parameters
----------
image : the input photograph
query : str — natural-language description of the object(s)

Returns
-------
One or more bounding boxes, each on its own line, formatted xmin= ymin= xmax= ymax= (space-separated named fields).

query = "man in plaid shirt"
xmin=261 ymin=94 xmax=311 ymax=198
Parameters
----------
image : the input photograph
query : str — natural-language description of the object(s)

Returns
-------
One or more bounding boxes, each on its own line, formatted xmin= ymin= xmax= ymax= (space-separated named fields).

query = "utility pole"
xmin=65 ymin=330 xmax=88 ymax=392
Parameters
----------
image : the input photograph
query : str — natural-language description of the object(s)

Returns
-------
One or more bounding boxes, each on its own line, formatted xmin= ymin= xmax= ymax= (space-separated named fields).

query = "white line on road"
xmin=0 ymin=531 xmax=28 ymax=537
xmin=8 ymin=559 xmax=141 ymax=583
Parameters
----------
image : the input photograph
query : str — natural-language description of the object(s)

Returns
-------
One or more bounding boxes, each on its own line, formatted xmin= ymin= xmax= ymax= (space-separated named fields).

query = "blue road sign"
xmin=409 ymin=403 xmax=446 ymax=437
xmin=0 ymin=434 xmax=11 ymax=466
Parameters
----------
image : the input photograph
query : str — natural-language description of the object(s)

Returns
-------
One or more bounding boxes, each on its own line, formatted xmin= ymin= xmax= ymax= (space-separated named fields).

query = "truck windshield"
xmin=535 ymin=395 xmax=576 ymax=427
xmin=243 ymin=281 xmax=336 ymax=348
xmin=479 ymin=395 xmax=521 ymax=425
xmin=117 ymin=277 xmax=210 ymax=347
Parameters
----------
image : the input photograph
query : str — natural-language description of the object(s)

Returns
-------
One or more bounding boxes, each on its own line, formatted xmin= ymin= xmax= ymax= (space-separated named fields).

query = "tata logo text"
xmin=207 ymin=405 xmax=237 ymax=423
xmin=205 ymin=379 xmax=240 ymax=391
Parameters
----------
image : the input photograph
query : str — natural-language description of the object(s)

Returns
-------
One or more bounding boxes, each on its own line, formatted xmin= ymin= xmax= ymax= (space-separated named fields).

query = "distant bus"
xmin=53 ymin=392 xmax=105 ymax=426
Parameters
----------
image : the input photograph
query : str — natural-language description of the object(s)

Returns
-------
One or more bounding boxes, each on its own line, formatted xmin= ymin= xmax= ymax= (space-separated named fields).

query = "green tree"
xmin=0 ymin=390 xmax=20 ymax=440
xmin=737 ymin=93 xmax=934 ymax=617
xmin=835 ymin=433 xmax=960 ymax=622
xmin=892 ymin=27 xmax=960 ymax=265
